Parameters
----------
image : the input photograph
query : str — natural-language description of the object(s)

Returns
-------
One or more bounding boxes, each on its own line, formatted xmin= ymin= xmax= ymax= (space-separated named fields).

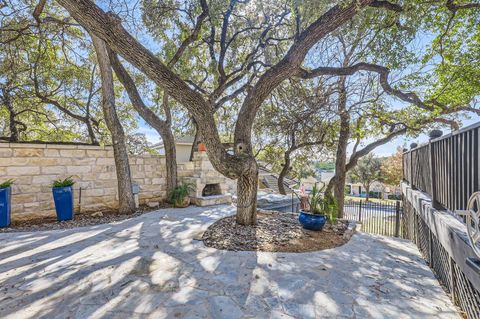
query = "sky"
xmin=362 ymin=116 xmax=480 ymax=157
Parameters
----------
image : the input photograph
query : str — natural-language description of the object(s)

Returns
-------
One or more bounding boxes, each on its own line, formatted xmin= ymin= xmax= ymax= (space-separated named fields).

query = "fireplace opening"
xmin=202 ymin=184 xmax=222 ymax=197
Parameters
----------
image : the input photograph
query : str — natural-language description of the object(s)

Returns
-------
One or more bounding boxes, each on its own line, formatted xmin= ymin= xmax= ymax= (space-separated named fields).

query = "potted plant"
xmin=52 ymin=177 xmax=75 ymax=221
xmin=169 ymin=183 xmax=193 ymax=208
xmin=299 ymin=184 xmax=337 ymax=231
xmin=0 ymin=179 xmax=14 ymax=228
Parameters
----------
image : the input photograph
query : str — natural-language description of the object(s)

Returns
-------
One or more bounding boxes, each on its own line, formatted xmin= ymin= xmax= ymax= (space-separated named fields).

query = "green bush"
xmin=52 ymin=176 xmax=75 ymax=188
xmin=169 ymin=183 xmax=193 ymax=207
xmin=368 ymin=191 xmax=381 ymax=199
xmin=307 ymin=184 xmax=338 ymax=222
xmin=0 ymin=179 xmax=14 ymax=189
xmin=324 ymin=191 xmax=338 ymax=223
xmin=388 ymin=194 xmax=402 ymax=200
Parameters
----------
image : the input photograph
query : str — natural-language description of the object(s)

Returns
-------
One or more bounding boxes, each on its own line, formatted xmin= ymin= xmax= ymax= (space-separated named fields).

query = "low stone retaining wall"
xmin=0 ymin=142 xmax=167 ymax=220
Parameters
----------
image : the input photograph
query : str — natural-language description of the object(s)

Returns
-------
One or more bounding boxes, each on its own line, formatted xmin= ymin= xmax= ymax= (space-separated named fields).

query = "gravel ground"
xmin=202 ymin=210 xmax=349 ymax=252
xmin=0 ymin=203 xmax=173 ymax=233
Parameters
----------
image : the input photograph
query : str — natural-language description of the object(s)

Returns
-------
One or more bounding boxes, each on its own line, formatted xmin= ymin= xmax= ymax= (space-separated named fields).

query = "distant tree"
xmin=315 ymin=161 xmax=336 ymax=171
xmin=381 ymin=147 xmax=403 ymax=186
xmin=126 ymin=133 xmax=157 ymax=155
xmin=254 ymin=80 xmax=335 ymax=194
xmin=348 ymin=154 xmax=382 ymax=201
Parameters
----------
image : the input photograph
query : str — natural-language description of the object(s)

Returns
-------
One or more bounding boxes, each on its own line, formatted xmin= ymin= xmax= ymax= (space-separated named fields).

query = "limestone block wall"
xmin=0 ymin=142 xmax=167 ymax=220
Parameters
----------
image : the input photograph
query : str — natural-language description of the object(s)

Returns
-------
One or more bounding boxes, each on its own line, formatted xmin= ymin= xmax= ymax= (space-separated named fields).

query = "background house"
xmin=347 ymin=181 xmax=401 ymax=199
xmin=152 ymin=136 xmax=194 ymax=163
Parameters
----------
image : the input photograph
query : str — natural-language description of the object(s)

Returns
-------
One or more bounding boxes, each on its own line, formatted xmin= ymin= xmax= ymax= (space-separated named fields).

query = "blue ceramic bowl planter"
xmin=299 ymin=210 xmax=327 ymax=231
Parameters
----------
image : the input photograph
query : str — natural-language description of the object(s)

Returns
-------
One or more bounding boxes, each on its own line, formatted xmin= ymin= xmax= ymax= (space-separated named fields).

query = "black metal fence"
xmin=344 ymin=199 xmax=402 ymax=237
xmin=403 ymin=122 xmax=480 ymax=213
xmin=403 ymin=200 xmax=480 ymax=319
xmin=403 ymin=122 xmax=480 ymax=319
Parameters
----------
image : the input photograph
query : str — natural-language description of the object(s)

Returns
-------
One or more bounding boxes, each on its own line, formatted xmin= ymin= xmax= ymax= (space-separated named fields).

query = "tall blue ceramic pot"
xmin=0 ymin=187 xmax=11 ymax=228
xmin=52 ymin=186 xmax=74 ymax=221
xmin=299 ymin=210 xmax=326 ymax=231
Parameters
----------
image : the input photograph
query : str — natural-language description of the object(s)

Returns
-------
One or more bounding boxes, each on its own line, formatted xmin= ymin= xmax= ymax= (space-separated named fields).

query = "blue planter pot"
xmin=0 ymin=187 xmax=11 ymax=228
xmin=299 ymin=210 xmax=326 ymax=231
xmin=52 ymin=186 xmax=74 ymax=221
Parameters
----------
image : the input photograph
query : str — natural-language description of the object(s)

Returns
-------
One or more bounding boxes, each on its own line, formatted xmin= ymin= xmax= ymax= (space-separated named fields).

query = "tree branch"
xmin=33 ymin=0 xmax=47 ymax=25
xmin=346 ymin=128 xmax=407 ymax=171
xmin=234 ymin=0 xmax=374 ymax=149
xmin=167 ymin=0 xmax=208 ymax=68
xmin=369 ymin=0 xmax=403 ymax=12
xmin=109 ymin=51 xmax=171 ymax=135
xmin=55 ymin=0 xmax=244 ymax=177
xmin=446 ymin=0 xmax=480 ymax=12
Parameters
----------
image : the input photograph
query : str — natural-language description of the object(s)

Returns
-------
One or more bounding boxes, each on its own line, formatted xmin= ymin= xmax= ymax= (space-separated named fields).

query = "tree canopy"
xmin=1 ymin=0 xmax=479 ymax=223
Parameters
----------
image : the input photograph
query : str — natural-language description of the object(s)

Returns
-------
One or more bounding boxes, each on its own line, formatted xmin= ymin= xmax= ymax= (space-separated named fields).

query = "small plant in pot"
xmin=0 ymin=179 xmax=14 ymax=228
xmin=52 ymin=177 xmax=75 ymax=221
xmin=299 ymin=184 xmax=337 ymax=231
xmin=169 ymin=183 xmax=193 ymax=208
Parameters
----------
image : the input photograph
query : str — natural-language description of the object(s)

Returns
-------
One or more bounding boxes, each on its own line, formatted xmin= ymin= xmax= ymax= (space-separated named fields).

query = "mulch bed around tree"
xmin=0 ymin=202 xmax=173 ymax=233
xmin=202 ymin=211 xmax=350 ymax=252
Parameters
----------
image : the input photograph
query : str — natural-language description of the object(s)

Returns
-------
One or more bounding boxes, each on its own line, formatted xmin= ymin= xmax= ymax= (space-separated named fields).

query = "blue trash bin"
xmin=52 ymin=186 xmax=74 ymax=221
xmin=0 ymin=187 xmax=11 ymax=228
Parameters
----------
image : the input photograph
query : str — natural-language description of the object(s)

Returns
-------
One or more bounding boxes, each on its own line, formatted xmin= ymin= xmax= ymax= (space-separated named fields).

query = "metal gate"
xmin=344 ymin=200 xmax=403 ymax=237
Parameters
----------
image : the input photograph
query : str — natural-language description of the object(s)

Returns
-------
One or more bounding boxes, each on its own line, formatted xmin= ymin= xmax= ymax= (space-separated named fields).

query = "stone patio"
xmin=0 ymin=205 xmax=459 ymax=319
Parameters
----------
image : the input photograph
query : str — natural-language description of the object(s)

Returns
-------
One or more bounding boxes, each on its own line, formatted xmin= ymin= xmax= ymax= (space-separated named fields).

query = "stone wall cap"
xmin=9 ymin=143 xmax=47 ymax=149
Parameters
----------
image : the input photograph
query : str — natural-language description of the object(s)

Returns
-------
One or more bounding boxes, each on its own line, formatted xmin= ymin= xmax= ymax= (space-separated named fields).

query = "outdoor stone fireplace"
xmin=182 ymin=151 xmax=233 ymax=206
xmin=202 ymin=184 xmax=222 ymax=197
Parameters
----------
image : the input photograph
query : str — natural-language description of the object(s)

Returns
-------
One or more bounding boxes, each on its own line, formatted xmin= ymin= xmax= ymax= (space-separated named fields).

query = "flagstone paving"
xmin=0 ymin=205 xmax=459 ymax=318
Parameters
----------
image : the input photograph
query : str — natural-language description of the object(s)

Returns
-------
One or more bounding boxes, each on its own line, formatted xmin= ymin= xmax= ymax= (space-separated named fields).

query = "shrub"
xmin=169 ymin=183 xmax=193 ymax=207
xmin=388 ymin=194 xmax=402 ymax=200
xmin=307 ymin=184 xmax=338 ymax=221
xmin=52 ymin=176 xmax=75 ymax=188
xmin=0 ymin=179 xmax=14 ymax=189
xmin=368 ymin=191 xmax=381 ymax=199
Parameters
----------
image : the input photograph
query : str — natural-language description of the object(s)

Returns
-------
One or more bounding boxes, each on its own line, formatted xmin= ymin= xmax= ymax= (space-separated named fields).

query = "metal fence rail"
xmin=403 ymin=122 xmax=480 ymax=213
xmin=344 ymin=200 xmax=402 ymax=237
xmin=403 ymin=122 xmax=480 ymax=319
xmin=403 ymin=193 xmax=480 ymax=319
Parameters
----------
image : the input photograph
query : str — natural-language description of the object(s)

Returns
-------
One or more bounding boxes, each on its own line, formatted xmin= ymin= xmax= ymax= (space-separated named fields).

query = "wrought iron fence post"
xmin=410 ymin=151 xmax=415 ymax=189
xmin=395 ymin=201 xmax=400 ymax=237
xmin=450 ymin=256 xmax=456 ymax=304
xmin=428 ymin=230 xmax=433 ymax=266
xmin=358 ymin=200 xmax=362 ymax=223
xmin=429 ymin=140 xmax=441 ymax=209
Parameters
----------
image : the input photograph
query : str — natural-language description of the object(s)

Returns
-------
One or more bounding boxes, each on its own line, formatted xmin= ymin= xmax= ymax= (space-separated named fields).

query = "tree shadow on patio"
xmin=0 ymin=205 xmax=460 ymax=318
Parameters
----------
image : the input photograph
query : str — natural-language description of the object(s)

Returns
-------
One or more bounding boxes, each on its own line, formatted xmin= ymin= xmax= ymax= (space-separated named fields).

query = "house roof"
xmin=152 ymin=136 xmax=195 ymax=148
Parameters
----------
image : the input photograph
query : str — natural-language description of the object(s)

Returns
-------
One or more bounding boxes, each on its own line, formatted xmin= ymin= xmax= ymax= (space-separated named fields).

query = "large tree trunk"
xmin=86 ymin=119 xmax=98 ymax=145
xmin=91 ymin=35 xmax=136 ymax=214
xmin=5 ymin=94 xmax=19 ymax=142
xmin=236 ymin=161 xmax=259 ymax=225
xmin=189 ymin=120 xmax=201 ymax=161
xmin=327 ymin=77 xmax=349 ymax=219
xmin=278 ymin=150 xmax=292 ymax=195
xmin=332 ymin=129 xmax=348 ymax=219
xmin=161 ymin=128 xmax=177 ymax=193
xmin=108 ymin=51 xmax=178 ymax=195
xmin=365 ymin=184 xmax=370 ymax=201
